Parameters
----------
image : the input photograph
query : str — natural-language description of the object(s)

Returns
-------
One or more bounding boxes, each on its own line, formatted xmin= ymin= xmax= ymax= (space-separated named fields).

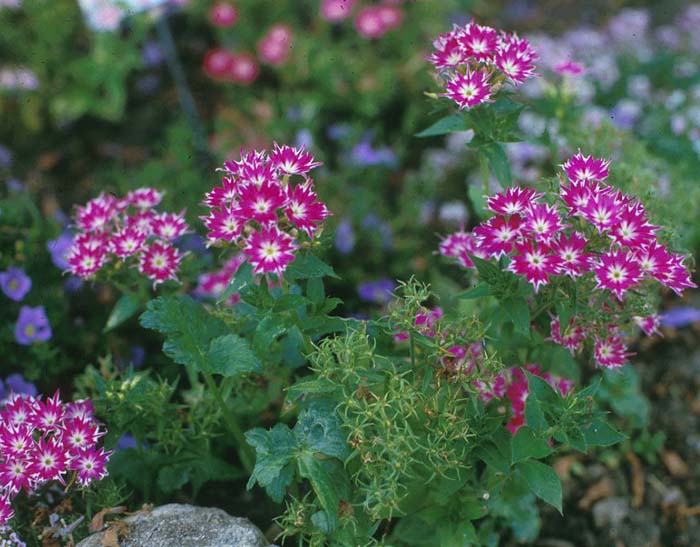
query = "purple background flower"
xmin=47 ymin=233 xmax=75 ymax=270
xmin=14 ymin=305 xmax=52 ymax=345
xmin=0 ymin=267 xmax=31 ymax=302
xmin=358 ymin=278 xmax=395 ymax=304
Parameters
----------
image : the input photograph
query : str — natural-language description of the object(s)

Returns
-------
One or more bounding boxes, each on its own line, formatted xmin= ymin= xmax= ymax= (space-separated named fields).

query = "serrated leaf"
xmin=583 ymin=419 xmax=626 ymax=447
xmin=104 ymin=293 xmax=141 ymax=333
xmin=517 ymin=460 xmax=562 ymax=513
xmin=140 ymin=295 xmax=227 ymax=373
xmin=294 ymin=399 xmax=350 ymax=460
xmin=245 ymin=424 xmax=297 ymax=502
xmin=208 ymin=334 xmax=261 ymax=377
xmin=415 ymin=113 xmax=465 ymax=137
xmin=253 ymin=314 xmax=287 ymax=356
xmin=511 ymin=426 xmax=553 ymax=464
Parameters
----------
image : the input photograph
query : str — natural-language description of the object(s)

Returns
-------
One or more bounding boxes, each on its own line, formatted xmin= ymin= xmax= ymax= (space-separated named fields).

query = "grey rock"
xmin=76 ymin=504 xmax=277 ymax=547
xmin=592 ymin=496 xmax=629 ymax=528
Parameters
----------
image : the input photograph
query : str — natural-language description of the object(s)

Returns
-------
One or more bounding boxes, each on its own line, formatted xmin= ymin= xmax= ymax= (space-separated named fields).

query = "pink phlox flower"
xmin=594 ymin=333 xmax=633 ymax=368
xmin=427 ymin=34 xmax=469 ymax=71
xmin=70 ymin=446 xmax=112 ymax=487
xmin=559 ymin=179 xmax=599 ymax=213
xmin=28 ymin=437 xmax=68 ymax=483
xmin=494 ymin=33 xmax=537 ymax=86
xmin=137 ymin=240 xmax=183 ymax=287
xmin=110 ymin=227 xmax=147 ymax=259
xmin=507 ymin=240 xmax=562 ymax=293
xmin=633 ymin=314 xmax=661 ymax=337
xmin=593 ymin=248 xmax=642 ymax=300
xmin=244 ymin=225 xmax=298 ymax=276
xmin=459 ymin=21 xmax=499 ymax=61
xmin=124 ymin=210 xmax=156 ymax=235
xmin=522 ymin=202 xmax=566 ymax=244
xmin=0 ymin=457 xmax=33 ymax=494
xmin=551 ymin=231 xmax=593 ymax=277
xmin=487 ymin=186 xmax=544 ymax=216
xmin=60 ymin=417 xmax=102 ymax=455
xmin=285 ymin=181 xmax=331 ymax=237
xmin=660 ymin=254 xmax=697 ymax=296
xmin=127 ymin=187 xmax=164 ymax=209
xmin=31 ymin=391 xmax=64 ymax=433
xmin=238 ymin=155 xmax=277 ymax=187
xmin=203 ymin=176 xmax=239 ymax=208
xmin=201 ymin=206 xmax=243 ymax=245
xmin=67 ymin=244 xmax=108 ymax=277
xmin=152 ymin=211 xmax=189 ymax=240
xmin=438 ymin=230 xmax=486 ymax=268
xmin=0 ymin=425 xmax=33 ymax=458
xmin=473 ymin=214 xmax=522 ymax=257
xmin=64 ymin=399 xmax=95 ymax=421
xmin=547 ymin=314 xmax=585 ymax=354
xmin=270 ymin=143 xmax=322 ymax=176
xmin=609 ymin=204 xmax=659 ymax=248
xmin=443 ymin=68 xmax=493 ymax=109
xmin=579 ymin=188 xmax=623 ymax=233
xmin=554 ymin=59 xmax=585 ymax=76
xmin=0 ymin=492 xmax=14 ymax=525
xmin=562 ymin=151 xmax=610 ymax=184
xmin=236 ymin=180 xmax=287 ymax=224
xmin=1 ymin=396 xmax=35 ymax=428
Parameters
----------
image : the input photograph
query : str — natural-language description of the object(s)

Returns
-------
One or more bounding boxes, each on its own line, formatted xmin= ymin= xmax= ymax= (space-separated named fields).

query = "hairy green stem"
xmin=203 ymin=373 xmax=255 ymax=474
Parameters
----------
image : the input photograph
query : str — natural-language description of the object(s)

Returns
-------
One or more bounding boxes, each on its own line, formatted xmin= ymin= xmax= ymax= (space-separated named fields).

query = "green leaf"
xmin=525 ymin=372 xmax=559 ymax=404
xmin=517 ymin=460 xmax=562 ymax=513
xmin=286 ymin=254 xmax=338 ymax=279
xmin=565 ymin=426 xmax=587 ymax=453
xmin=208 ymin=334 xmax=261 ymax=377
xmin=504 ymin=297 xmax=530 ymax=335
xmin=294 ymin=399 xmax=350 ymax=461
xmin=482 ymin=142 xmax=512 ymax=187
xmin=524 ymin=396 xmax=548 ymax=433
xmin=297 ymin=454 xmax=349 ymax=529
xmin=415 ymin=113 xmax=465 ymax=137
xmin=253 ymin=314 xmax=288 ymax=356
xmin=511 ymin=427 xmax=553 ymax=464
xmin=220 ymin=262 xmax=254 ymax=303
xmin=245 ymin=424 xmax=297 ymax=502
xmin=458 ymin=283 xmax=492 ymax=300
xmin=469 ymin=254 xmax=502 ymax=284
xmin=307 ymin=277 xmax=325 ymax=306
xmin=104 ymin=293 xmax=141 ymax=333
xmin=140 ymin=295 xmax=227 ymax=373
xmin=157 ymin=464 xmax=190 ymax=493
xmin=583 ymin=419 xmax=626 ymax=447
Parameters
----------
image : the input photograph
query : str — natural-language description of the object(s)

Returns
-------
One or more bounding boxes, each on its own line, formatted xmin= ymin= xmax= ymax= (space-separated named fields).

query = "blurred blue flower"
xmin=0 ymin=144 xmax=11 ymax=167
xmin=659 ymin=307 xmax=700 ymax=328
xmin=0 ymin=267 xmax=31 ymax=301
xmin=350 ymin=134 xmax=398 ymax=167
xmin=358 ymin=278 xmax=395 ymax=304
xmin=327 ymin=123 xmax=351 ymax=141
xmin=294 ymin=129 xmax=314 ymax=149
xmin=47 ymin=232 xmax=74 ymax=270
xmin=64 ymin=276 xmax=83 ymax=293
xmin=4 ymin=373 xmax=38 ymax=397
xmin=15 ymin=305 xmax=52 ymax=345
xmin=142 ymin=41 xmax=164 ymax=68
xmin=334 ymin=218 xmax=356 ymax=254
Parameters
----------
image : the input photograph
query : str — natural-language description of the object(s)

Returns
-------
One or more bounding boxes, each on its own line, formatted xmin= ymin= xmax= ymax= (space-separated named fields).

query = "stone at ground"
xmin=76 ymin=504 xmax=277 ymax=547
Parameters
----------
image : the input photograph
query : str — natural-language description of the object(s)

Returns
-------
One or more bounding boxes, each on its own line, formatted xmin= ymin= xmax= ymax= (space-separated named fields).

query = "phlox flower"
xmin=138 ymin=241 xmax=183 ymax=287
xmin=285 ymin=181 xmax=331 ymax=237
xmin=443 ymin=68 xmax=493 ymax=109
xmin=487 ymin=186 xmax=543 ymax=216
xmin=507 ymin=240 xmax=562 ymax=293
xmin=208 ymin=2 xmax=238 ymax=27
xmin=609 ymin=204 xmax=659 ymax=247
xmin=547 ymin=315 xmax=585 ymax=354
xmin=551 ymin=231 xmax=593 ymax=277
xmin=270 ymin=143 xmax=322 ymax=177
xmin=594 ymin=333 xmax=633 ymax=368
xmin=236 ymin=180 xmax=288 ymax=224
xmin=593 ymin=249 xmax=642 ymax=300
xmin=473 ymin=214 xmax=522 ymax=257
xmin=127 ymin=187 xmax=164 ymax=209
xmin=562 ymin=152 xmax=610 ymax=183
xmin=31 ymin=391 xmax=64 ymax=432
xmin=202 ymin=207 xmax=243 ymax=245
xmin=522 ymin=202 xmax=566 ymax=244
xmin=439 ymin=230 xmax=486 ymax=268
xmin=427 ymin=33 xmax=468 ymax=71
xmin=110 ymin=227 xmax=147 ymax=259
xmin=70 ymin=447 xmax=112 ymax=487
xmin=460 ymin=21 xmax=499 ymax=61
xmin=559 ymin=179 xmax=598 ymax=213
xmin=579 ymin=189 xmax=622 ymax=233
xmin=633 ymin=314 xmax=660 ymax=337
xmin=244 ymin=225 xmax=298 ymax=275
xmin=320 ymin=0 xmax=357 ymax=23
xmin=28 ymin=437 xmax=67 ymax=483
xmin=152 ymin=211 xmax=189 ymax=240
xmin=494 ymin=38 xmax=537 ymax=86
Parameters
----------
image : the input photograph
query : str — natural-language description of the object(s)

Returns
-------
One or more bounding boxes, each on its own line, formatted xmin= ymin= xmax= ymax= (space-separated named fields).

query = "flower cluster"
xmin=440 ymin=152 xmax=696 ymax=368
xmin=428 ymin=21 xmax=538 ymax=109
xmin=194 ymin=254 xmax=246 ymax=305
xmin=66 ymin=189 xmax=189 ymax=287
xmin=320 ymin=0 xmax=404 ymax=39
xmin=0 ymin=392 xmax=111 ymax=525
xmin=473 ymin=364 xmax=572 ymax=434
xmin=201 ymin=145 xmax=330 ymax=276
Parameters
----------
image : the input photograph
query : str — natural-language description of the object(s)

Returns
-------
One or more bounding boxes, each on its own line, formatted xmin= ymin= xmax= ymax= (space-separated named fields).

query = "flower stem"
xmin=479 ymin=152 xmax=490 ymax=196
xmin=203 ymin=373 xmax=255 ymax=474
